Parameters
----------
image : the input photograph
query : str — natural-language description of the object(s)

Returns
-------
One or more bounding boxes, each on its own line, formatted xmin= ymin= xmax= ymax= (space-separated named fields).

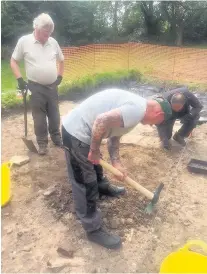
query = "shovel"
xmin=21 ymin=88 xmax=38 ymax=153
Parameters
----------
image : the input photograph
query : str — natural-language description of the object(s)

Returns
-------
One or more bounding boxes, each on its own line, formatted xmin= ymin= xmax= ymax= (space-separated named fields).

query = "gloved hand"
xmin=17 ymin=77 xmax=27 ymax=91
xmin=180 ymin=113 xmax=193 ymax=124
xmin=55 ymin=75 xmax=63 ymax=86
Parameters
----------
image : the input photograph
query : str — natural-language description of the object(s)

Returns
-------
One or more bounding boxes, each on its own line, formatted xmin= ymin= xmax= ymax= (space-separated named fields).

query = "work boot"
xmin=98 ymin=176 xmax=126 ymax=197
xmin=87 ymin=227 xmax=121 ymax=249
xmin=52 ymin=137 xmax=63 ymax=147
xmin=161 ymin=139 xmax=171 ymax=150
xmin=38 ymin=144 xmax=48 ymax=155
xmin=173 ymin=132 xmax=186 ymax=146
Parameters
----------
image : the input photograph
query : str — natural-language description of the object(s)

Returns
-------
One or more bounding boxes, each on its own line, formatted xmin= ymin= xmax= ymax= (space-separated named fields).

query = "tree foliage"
xmin=1 ymin=1 xmax=207 ymax=48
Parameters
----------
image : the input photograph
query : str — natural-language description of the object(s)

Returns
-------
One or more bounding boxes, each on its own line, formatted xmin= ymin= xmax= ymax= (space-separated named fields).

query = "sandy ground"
xmin=1 ymin=101 xmax=207 ymax=273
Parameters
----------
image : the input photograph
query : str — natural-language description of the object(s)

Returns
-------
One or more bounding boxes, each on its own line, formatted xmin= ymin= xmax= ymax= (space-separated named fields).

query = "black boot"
xmin=161 ymin=138 xmax=171 ymax=150
xmin=51 ymin=136 xmax=63 ymax=147
xmin=38 ymin=144 xmax=48 ymax=155
xmin=173 ymin=132 xmax=186 ymax=146
xmin=98 ymin=177 xmax=126 ymax=197
xmin=87 ymin=227 xmax=121 ymax=249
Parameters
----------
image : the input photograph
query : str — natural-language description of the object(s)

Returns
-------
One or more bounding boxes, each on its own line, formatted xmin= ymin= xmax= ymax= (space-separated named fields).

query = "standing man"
xmin=10 ymin=13 xmax=64 ymax=155
xmin=62 ymin=88 xmax=172 ymax=249
xmin=156 ymin=87 xmax=203 ymax=150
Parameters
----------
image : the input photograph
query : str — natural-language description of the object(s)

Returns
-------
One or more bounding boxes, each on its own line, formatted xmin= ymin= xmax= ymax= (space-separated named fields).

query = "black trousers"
xmin=28 ymin=81 xmax=61 ymax=146
xmin=62 ymin=126 xmax=107 ymax=232
xmin=157 ymin=114 xmax=200 ymax=141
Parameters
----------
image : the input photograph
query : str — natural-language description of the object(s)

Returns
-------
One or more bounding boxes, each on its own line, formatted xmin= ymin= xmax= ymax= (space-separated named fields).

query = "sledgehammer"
xmin=100 ymin=159 xmax=164 ymax=214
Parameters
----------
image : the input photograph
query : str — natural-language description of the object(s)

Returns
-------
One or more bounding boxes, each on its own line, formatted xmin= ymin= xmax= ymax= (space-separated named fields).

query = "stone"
xmin=47 ymin=257 xmax=83 ymax=272
xmin=169 ymin=208 xmax=175 ymax=213
xmin=139 ymin=225 xmax=148 ymax=233
xmin=10 ymin=155 xmax=30 ymax=166
xmin=4 ymin=213 xmax=10 ymax=217
xmin=120 ymin=218 xmax=125 ymax=225
xmin=110 ymin=219 xmax=119 ymax=229
xmin=57 ymin=247 xmax=74 ymax=258
xmin=64 ymin=213 xmax=73 ymax=221
xmin=155 ymin=217 xmax=161 ymax=222
xmin=17 ymin=232 xmax=23 ymax=237
xmin=171 ymin=241 xmax=180 ymax=247
xmin=43 ymin=187 xmax=56 ymax=197
xmin=125 ymin=218 xmax=133 ymax=225
xmin=22 ymin=245 xmax=32 ymax=252
xmin=6 ymin=227 xmax=13 ymax=234
xmin=183 ymin=220 xmax=192 ymax=226
xmin=119 ymin=231 xmax=125 ymax=237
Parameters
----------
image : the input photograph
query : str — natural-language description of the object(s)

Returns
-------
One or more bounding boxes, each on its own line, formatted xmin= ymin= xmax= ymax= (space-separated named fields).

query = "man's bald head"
xmin=170 ymin=92 xmax=186 ymax=111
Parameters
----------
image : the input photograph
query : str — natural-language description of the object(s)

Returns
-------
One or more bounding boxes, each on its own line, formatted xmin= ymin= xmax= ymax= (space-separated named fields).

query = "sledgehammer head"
xmin=145 ymin=183 xmax=164 ymax=214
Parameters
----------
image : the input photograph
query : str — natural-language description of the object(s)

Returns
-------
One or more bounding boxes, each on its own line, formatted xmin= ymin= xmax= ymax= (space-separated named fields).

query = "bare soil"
xmin=1 ymin=101 xmax=207 ymax=273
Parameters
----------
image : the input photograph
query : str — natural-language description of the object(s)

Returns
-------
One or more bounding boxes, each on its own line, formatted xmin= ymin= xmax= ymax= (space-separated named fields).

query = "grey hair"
xmin=33 ymin=13 xmax=54 ymax=32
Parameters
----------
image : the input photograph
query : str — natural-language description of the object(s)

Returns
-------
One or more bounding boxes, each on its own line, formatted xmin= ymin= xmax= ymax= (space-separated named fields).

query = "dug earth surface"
xmin=2 ymin=101 xmax=207 ymax=273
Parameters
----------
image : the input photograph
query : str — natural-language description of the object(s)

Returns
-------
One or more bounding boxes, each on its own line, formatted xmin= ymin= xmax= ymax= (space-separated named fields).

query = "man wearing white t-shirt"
xmin=62 ymin=88 xmax=172 ymax=250
xmin=10 ymin=13 xmax=64 ymax=155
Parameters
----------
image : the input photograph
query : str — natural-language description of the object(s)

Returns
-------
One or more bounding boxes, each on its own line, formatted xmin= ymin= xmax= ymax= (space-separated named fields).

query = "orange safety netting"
xmin=61 ymin=43 xmax=207 ymax=85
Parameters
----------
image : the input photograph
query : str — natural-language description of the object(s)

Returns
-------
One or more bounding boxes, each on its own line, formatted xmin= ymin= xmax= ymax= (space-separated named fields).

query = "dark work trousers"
xmin=157 ymin=114 xmax=200 ymax=141
xmin=28 ymin=81 xmax=61 ymax=146
xmin=62 ymin=126 xmax=104 ymax=233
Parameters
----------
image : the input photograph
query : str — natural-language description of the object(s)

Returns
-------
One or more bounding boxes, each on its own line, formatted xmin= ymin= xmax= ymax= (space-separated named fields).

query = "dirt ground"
xmin=1 ymin=101 xmax=207 ymax=273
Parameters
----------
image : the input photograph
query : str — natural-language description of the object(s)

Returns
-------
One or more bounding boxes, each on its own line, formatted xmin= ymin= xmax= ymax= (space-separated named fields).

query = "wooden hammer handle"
xmin=100 ymin=159 xmax=154 ymax=200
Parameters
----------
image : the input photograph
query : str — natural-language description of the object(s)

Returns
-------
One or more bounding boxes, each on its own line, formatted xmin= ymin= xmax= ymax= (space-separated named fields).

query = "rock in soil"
xmin=17 ymin=232 xmax=23 ymax=237
xmin=22 ymin=245 xmax=32 ymax=252
xmin=120 ymin=218 xmax=125 ymax=225
xmin=43 ymin=187 xmax=56 ymax=197
xmin=47 ymin=257 xmax=84 ymax=272
xmin=183 ymin=219 xmax=192 ymax=226
xmin=125 ymin=218 xmax=133 ymax=225
xmin=57 ymin=247 xmax=74 ymax=258
xmin=110 ymin=219 xmax=119 ymax=229
xmin=10 ymin=155 xmax=30 ymax=166
xmin=5 ymin=227 xmax=13 ymax=234
xmin=155 ymin=217 xmax=161 ymax=222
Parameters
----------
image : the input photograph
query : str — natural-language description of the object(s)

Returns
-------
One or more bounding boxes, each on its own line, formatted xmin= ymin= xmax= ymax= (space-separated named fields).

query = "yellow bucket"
xmin=160 ymin=240 xmax=207 ymax=273
xmin=1 ymin=162 xmax=12 ymax=207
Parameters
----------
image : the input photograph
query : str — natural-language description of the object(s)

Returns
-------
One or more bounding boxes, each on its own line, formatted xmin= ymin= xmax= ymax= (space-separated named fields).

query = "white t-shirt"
xmin=12 ymin=33 xmax=64 ymax=85
xmin=62 ymin=88 xmax=147 ymax=145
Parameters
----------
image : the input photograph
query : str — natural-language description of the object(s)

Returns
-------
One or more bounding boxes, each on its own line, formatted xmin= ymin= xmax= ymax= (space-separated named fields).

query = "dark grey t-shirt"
xmin=62 ymin=88 xmax=147 ymax=145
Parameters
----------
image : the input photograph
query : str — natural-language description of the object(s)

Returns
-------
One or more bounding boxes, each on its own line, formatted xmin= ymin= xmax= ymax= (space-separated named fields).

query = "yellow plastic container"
xmin=1 ymin=162 xmax=12 ymax=207
xmin=160 ymin=240 xmax=207 ymax=273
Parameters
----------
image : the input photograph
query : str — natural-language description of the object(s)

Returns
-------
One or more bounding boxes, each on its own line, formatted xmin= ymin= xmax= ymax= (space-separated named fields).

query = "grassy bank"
xmin=1 ymin=69 xmax=142 ymax=110
xmin=1 ymin=59 xmax=206 ymax=112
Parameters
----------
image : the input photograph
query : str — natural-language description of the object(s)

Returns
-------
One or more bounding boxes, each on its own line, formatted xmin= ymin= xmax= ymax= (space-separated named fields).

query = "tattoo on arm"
xmin=107 ymin=137 xmax=121 ymax=164
xmin=90 ymin=109 xmax=124 ymax=152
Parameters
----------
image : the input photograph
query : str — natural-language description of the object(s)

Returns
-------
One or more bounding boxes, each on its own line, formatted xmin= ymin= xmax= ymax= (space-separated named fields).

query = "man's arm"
xmin=57 ymin=60 xmax=64 ymax=77
xmin=90 ymin=108 xmax=124 ymax=153
xmin=186 ymin=92 xmax=203 ymax=117
xmin=107 ymin=136 xmax=121 ymax=165
xmin=10 ymin=57 xmax=22 ymax=79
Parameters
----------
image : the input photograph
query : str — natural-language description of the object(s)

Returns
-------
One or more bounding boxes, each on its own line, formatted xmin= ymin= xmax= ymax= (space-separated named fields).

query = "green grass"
xmin=1 ymin=60 xmax=25 ymax=92
xmin=59 ymin=69 xmax=141 ymax=95
xmin=1 ymin=68 xmax=142 ymax=110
